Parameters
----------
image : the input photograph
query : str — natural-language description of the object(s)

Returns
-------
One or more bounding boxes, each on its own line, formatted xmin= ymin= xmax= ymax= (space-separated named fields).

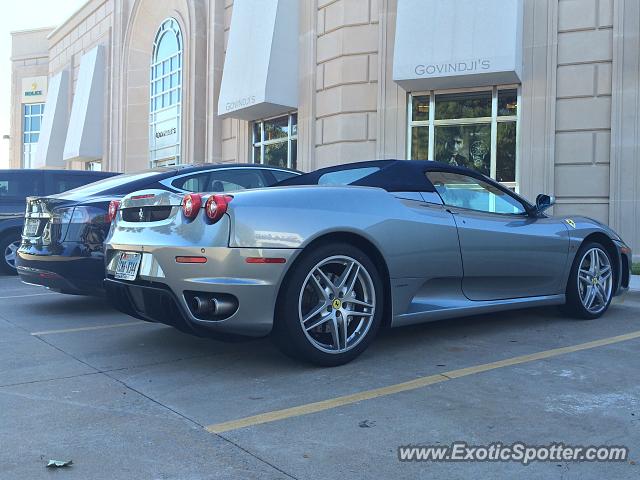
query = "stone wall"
xmin=553 ymin=0 xmax=614 ymax=224
xmin=9 ymin=28 xmax=53 ymax=169
xmin=220 ymin=0 xmax=248 ymax=164
xmin=314 ymin=0 xmax=379 ymax=168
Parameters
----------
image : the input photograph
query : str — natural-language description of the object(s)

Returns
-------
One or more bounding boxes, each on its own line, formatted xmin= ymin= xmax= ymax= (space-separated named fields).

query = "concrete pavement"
xmin=0 ymin=275 xmax=638 ymax=479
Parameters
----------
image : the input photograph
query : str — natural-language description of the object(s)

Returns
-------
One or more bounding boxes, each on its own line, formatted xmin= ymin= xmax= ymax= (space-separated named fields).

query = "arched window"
xmin=149 ymin=18 xmax=183 ymax=167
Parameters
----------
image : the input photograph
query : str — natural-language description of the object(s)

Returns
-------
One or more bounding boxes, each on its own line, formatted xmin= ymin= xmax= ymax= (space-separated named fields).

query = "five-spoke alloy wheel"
xmin=577 ymin=247 xmax=613 ymax=315
xmin=299 ymin=255 xmax=376 ymax=354
xmin=564 ymin=242 xmax=615 ymax=319
xmin=273 ymin=242 xmax=383 ymax=366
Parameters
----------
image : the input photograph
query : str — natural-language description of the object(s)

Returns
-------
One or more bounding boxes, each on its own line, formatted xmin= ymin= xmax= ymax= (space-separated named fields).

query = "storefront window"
xmin=408 ymin=88 xmax=519 ymax=189
xmin=149 ymin=18 xmax=182 ymax=168
xmin=252 ymin=113 xmax=298 ymax=169
xmin=85 ymin=161 xmax=102 ymax=171
xmin=22 ymin=103 xmax=44 ymax=168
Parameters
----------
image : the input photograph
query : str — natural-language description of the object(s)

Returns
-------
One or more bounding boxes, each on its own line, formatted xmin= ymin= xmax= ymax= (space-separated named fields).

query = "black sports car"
xmin=16 ymin=164 xmax=299 ymax=295
xmin=0 ymin=168 xmax=115 ymax=274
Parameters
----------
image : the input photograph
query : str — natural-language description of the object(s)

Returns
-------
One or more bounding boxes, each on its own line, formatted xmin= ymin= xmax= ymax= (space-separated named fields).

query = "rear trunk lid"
xmin=22 ymin=196 xmax=76 ymax=245
xmin=107 ymin=189 xmax=230 ymax=252
xmin=118 ymin=189 xmax=183 ymax=223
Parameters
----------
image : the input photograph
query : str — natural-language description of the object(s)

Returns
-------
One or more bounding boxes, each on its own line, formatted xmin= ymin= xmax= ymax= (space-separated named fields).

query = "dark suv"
xmin=0 ymin=169 xmax=116 ymax=274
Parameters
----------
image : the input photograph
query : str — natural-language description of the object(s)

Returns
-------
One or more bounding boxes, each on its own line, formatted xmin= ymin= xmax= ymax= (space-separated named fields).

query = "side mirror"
xmin=535 ymin=194 xmax=555 ymax=214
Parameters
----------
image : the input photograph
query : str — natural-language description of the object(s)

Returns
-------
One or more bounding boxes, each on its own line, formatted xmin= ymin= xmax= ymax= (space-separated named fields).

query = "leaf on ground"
xmin=46 ymin=460 xmax=73 ymax=468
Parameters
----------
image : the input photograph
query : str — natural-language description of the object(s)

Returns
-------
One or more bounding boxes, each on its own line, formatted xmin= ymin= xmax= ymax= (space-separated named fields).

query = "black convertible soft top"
xmin=276 ymin=159 xmax=500 ymax=193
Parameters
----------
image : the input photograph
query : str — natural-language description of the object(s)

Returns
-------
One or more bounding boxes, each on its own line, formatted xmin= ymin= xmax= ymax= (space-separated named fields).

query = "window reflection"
xmin=411 ymin=127 xmax=429 ymax=160
xmin=497 ymin=122 xmax=516 ymax=183
xmin=498 ymin=89 xmax=518 ymax=117
xmin=412 ymin=95 xmax=430 ymax=121
xmin=252 ymin=113 xmax=298 ymax=169
xmin=435 ymin=124 xmax=491 ymax=177
xmin=435 ymin=91 xmax=492 ymax=120
xmin=408 ymin=88 xmax=519 ymax=189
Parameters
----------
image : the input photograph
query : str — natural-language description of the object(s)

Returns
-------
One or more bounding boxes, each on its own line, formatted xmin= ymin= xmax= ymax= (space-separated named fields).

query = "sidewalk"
xmin=630 ymin=275 xmax=640 ymax=292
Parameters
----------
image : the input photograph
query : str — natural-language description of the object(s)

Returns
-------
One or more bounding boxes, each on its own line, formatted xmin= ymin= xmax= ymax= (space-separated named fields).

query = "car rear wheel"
xmin=273 ymin=242 xmax=384 ymax=366
xmin=563 ymin=242 xmax=614 ymax=319
xmin=0 ymin=234 xmax=20 ymax=275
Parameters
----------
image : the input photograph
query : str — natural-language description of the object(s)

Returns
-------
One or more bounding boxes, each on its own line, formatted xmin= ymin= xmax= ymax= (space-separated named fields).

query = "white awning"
xmin=217 ymin=0 xmax=299 ymax=121
xmin=63 ymin=46 xmax=105 ymax=162
xmin=393 ymin=0 xmax=523 ymax=91
xmin=34 ymin=70 xmax=69 ymax=169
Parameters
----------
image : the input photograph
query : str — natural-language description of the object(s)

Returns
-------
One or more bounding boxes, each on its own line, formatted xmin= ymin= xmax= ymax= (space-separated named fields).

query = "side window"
xmin=208 ymin=169 xmax=267 ymax=192
xmin=171 ymin=172 xmax=212 ymax=192
xmin=426 ymin=171 xmax=526 ymax=215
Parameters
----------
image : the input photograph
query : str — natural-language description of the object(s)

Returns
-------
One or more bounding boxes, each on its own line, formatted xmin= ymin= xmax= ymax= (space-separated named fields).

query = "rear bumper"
xmin=16 ymin=245 xmax=105 ymax=295
xmin=104 ymin=244 xmax=300 ymax=337
xmin=105 ymin=278 xmax=206 ymax=335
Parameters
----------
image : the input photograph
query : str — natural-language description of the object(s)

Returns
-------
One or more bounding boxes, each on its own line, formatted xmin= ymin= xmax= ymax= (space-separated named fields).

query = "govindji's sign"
xmin=393 ymin=0 xmax=523 ymax=91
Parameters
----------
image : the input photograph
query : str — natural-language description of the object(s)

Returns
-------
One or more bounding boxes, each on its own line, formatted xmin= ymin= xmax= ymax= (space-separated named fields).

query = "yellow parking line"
xmin=206 ymin=330 xmax=640 ymax=434
xmin=31 ymin=322 xmax=145 ymax=336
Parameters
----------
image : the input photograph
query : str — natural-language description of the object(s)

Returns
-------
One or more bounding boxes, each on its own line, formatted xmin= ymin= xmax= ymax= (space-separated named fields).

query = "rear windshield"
xmin=51 ymin=170 xmax=166 ymax=199
xmin=318 ymin=167 xmax=380 ymax=186
xmin=277 ymin=166 xmax=382 ymax=187
xmin=270 ymin=170 xmax=299 ymax=182
xmin=44 ymin=173 xmax=114 ymax=195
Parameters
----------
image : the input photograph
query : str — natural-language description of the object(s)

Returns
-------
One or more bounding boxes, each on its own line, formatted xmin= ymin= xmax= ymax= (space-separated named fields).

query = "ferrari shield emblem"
xmin=565 ymin=219 xmax=576 ymax=229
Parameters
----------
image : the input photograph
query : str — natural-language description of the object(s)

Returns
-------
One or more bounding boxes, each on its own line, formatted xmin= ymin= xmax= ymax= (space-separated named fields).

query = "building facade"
xmin=8 ymin=0 xmax=640 ymax=259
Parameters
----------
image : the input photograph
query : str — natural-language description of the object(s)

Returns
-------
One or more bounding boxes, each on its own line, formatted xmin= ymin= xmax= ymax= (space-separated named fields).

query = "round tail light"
xmin=107 ymin=200 xmax=120 ymax=222
xmin=205 ymin=194 xmax=233 ymax=223
xmin=181 ymin=193 xmax=202 ymax=219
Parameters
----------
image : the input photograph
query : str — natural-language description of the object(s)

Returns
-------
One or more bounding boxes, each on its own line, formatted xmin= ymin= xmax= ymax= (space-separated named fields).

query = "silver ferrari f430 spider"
xmin=105 ymin=160 xmax=632 ymax=366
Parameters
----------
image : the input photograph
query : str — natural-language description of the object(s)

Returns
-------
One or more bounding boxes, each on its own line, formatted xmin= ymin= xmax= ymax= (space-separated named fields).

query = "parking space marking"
xmin=206 ymin=330 xmax=640 ymax=434
xmin=0 ymin=292 xmax=55 ymax=299
xmin=31 ymin=322 xmax=146 ymax=336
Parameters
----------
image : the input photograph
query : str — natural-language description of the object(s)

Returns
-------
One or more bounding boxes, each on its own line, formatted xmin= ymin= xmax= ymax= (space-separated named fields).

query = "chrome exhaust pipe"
xmin=211 ymin=297 xmax=236 ymax=317
xmin=191 ymin=295 xmax=237 ymax=317
xmin=191 ymin=296 xmax=215 ymax=316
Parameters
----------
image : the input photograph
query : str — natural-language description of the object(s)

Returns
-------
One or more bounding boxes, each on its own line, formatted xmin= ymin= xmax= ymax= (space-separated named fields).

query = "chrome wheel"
xmin=4 ymin=240 xmax=20 ymax=269
xmin=298 ymin=255 xmax=376 ymax=354
xmin=577 ymin=247 xmax=613 ymax=314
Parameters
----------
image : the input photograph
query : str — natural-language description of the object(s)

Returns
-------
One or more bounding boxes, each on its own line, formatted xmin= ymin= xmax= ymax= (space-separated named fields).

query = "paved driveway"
xmin=0 ymin=276 xmax=638 ymax=479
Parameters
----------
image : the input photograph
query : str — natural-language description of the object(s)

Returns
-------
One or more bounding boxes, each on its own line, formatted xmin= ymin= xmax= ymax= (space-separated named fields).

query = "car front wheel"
xmin=564 ymin=242 xmax=615 ymax=319
xmin=273 ymin=242 xmax=384 ymax=366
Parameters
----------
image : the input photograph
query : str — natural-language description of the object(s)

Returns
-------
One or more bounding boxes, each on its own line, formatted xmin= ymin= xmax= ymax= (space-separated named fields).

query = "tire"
xmin=0 ymin=233 xmax=21 ymax=275
xmin=563 ymin=241 xmax=615 ymax=319
xmin=272 ymin=242 xmax=384 ymax=366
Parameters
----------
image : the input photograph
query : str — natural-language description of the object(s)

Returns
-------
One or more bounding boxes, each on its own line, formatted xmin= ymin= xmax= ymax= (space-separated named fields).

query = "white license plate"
xmin=23 ymin=219 xmax=40 ymax=237
xmin=115 ymin=252 xmax=142 ymax=281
